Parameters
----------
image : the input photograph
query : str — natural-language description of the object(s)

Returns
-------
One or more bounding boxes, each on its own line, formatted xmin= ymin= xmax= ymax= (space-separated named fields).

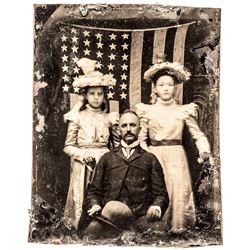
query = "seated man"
xmin=80 ymin=110 xmax=169 ymax=238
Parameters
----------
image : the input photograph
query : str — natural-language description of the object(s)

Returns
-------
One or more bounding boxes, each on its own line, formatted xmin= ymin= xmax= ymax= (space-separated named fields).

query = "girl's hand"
xmin=198 ymin=152 xmax=215 ymax=166
xmin=85 ymin=156 xmax=95 ymax=164
xmin=200 ymin=152 xmax=210 ymax=161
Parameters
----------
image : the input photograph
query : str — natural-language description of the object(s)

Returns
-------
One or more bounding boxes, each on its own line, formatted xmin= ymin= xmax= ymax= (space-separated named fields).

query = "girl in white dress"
xmin=135 ymin=59 xmax=213 ymax=233
xmin=63 ymin=58 xmax=119 ymax=229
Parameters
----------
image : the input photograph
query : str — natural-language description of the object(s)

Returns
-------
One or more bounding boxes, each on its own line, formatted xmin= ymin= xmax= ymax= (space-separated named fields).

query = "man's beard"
xmin=123 ymin=132 xmax=137 ymax=145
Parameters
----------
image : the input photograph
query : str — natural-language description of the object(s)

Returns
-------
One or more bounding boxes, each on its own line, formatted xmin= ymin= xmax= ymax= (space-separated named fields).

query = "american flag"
xmin=59 ymin=21 xmax=195 ymax=113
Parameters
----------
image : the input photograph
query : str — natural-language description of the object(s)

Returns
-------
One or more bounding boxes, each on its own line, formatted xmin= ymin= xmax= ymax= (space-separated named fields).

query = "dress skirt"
xmin=149 ymin=145 xmax=196 ymax=232
xmin=64 ymin=147 xmax=109 ymax=229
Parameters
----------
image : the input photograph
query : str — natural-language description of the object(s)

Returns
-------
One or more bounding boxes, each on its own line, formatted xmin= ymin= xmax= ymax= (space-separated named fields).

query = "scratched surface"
xmin=31 ymin=4 xmax=222 ymax=246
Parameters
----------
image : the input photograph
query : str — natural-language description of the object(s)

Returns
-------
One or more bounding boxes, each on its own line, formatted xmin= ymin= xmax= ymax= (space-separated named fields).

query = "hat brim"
xmin=72 ymin=74 xmax=116 ymax=88
xmin=144 ymin=61 xmax=191 ymax=83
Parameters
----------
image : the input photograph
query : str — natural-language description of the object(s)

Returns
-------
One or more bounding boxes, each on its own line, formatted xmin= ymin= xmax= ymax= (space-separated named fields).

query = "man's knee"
xmin=84 ymin=220 xmax=103 ymax=237
xmin=102 ymin=201 xmax=133 ymax=228
xmin=134 ymin=215 xmax=166 ymax=232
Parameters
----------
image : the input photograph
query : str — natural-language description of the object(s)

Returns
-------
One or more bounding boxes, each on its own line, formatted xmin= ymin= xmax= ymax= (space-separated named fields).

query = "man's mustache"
xmin=125 ymin=132 xmax=135 ymax=137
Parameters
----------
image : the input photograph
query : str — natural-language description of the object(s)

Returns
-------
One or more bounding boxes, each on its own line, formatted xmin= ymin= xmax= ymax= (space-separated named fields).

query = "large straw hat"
xmin=144 ymin=56 xmax=191 ymax=84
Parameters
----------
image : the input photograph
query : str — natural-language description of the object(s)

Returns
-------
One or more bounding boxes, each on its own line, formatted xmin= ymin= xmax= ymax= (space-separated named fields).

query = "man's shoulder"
xmin=101 ymin=147 xmax=119 ymax=158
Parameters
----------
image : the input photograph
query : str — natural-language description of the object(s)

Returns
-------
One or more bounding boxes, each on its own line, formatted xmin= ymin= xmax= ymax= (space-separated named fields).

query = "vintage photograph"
xmin=31 ymin=4 xmax=222 ymax=247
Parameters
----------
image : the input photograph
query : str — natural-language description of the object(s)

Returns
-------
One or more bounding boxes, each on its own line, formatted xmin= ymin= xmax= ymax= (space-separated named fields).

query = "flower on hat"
xmin=144 ymin=56 xmax=191 ymax=84
xmin=72 ymin=57 xmax=116 ymax=88
xmin=77 ymin=58 xmax=97 ymax=75
xmin=102 ymin=74 xmax=116 ymax=87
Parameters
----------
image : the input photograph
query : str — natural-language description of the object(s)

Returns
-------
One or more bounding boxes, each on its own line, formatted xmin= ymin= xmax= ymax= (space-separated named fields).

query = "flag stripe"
xmin=173 ymin=25 xmax=190 ymax=104
xmin=164 ymin=27 xmax=177 ymax=62
xmin=173 ymin=25 xmax=189 ymax=63
xmin=152 ymin=29 xmax=167 ymax=64
xmin=150 ymin=29 xmax=169 ymax=105
xmin=141 ymin=31 xmax=155 ymax=104
xmin=109 ymin=100 xmax=119 ymax=113
xmin=129 ymin=31 xmax=144 ymax=110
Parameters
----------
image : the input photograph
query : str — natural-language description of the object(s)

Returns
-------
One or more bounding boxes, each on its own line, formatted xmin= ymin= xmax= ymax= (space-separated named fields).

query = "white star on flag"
xmin=97 ymin=41 xmax=104 ymax=48
xmin=96 ymin=62 xmax=103 ymax=69
xmin=107 ymin=63 xmax=115 ymax=71
xmin=121 ymin=64 xmax=128 ymax=71
xmin=122 ymin=43 xmax=129 ymax=50
xmin=108 ymin=85 xmax=114 ymax=89
xmin=109 ymin=33 xmax=117 ymax=40
xmin=84 ymin=48 xmax=90 ymax=55
xmin=61 ymin=44 xmax=67 ymax=52
xmin=84 ymin=39 xmax=90 ymax=46
xmin=95 ymin=33 xmax=103 ymax=39
xmin=109 ymin=43 xmax=117 ymax=50
xmin=121 ymin=73 xmax=128 ymax=80
xmin=74 ymin=87 xmax=80 ymax=93
xmin=72 ymin=46 xmax=78 ymax=53
xmin=122 ymin=33 xmax=129 ymax=39
xmin=122 ymin=54 xmax=128 ymax=61
xmin=61 ymin=35 xmax=67 ymax=42
xmin=120 ymin=92 xmax=127 ymax=99
xmin=96 ymin=51 xmax=103 ymax=58
xmin=107 ymin=91 xmax=115 ymax=99
xmin=72 ymin=56 xmax=79 ymax=63
xmin=61 ymin=55 xmax=68 ymax=62
xmin=62 ymin=65 xmax=69 ymax=72
xmin=73 ymin=76 xmax=79 ymax=81
xmin=62 ymin=75 xmax=70 ymax=82
xmin=71 ymin=28 xmax=77 ymax=34
xmin=83 ymin=30 xmax=90 ymax=37
xmin=120 ymin=82 xmax=127 ymax=90
xmin=108 ymin=53 xmax=116 ymax=60
xmin=73 ymin=66 xmax=80 ymax=73
xmin=62 ymin=85 xmax=69 ymax=92
xmin=72 ymin=36 xmax=78 ymax=43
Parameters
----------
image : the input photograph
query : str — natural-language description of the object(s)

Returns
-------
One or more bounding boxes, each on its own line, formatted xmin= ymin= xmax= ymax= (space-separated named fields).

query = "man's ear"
xmin=138 ymin=125 xmax=142 ymax=134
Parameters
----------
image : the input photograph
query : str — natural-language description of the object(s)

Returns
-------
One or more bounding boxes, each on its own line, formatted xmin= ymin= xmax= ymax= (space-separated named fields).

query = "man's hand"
xmin=87 ymin=205 xmax=102 ymax=216
xmin=146 ymin=206 xmax=161 ymax=222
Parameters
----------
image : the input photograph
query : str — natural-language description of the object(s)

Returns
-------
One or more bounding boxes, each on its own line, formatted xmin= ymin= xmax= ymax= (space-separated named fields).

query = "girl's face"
xmin=154 ymin=75 xmax=176 ymax=102
xmin=86 ymin=86 xmax=104 ymax=109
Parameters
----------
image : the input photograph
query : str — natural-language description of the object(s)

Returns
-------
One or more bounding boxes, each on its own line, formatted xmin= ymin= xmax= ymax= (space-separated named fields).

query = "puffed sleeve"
xmin=108 ymin=112 xmax=120 ymax=148
xmin=63 ymin=95 xmax=84 ymax=123
xmin=63 ymin=114 xmax=85 ymax=162
xmin=135 ymin=103 xmax=150 ymax=151
xmin=184 ymin=103 xmax=211 ymax=154
xmin=63 ymin=111 xmax=79 ymax=123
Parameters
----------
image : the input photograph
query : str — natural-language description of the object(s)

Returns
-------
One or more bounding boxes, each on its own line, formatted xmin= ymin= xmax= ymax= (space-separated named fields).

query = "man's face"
xmin=119 ymin=113 xmax=140 ymax=145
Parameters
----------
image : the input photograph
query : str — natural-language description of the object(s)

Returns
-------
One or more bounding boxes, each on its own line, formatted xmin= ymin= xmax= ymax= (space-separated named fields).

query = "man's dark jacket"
xmin=86 ymin=145 xmax=169 ymax=219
